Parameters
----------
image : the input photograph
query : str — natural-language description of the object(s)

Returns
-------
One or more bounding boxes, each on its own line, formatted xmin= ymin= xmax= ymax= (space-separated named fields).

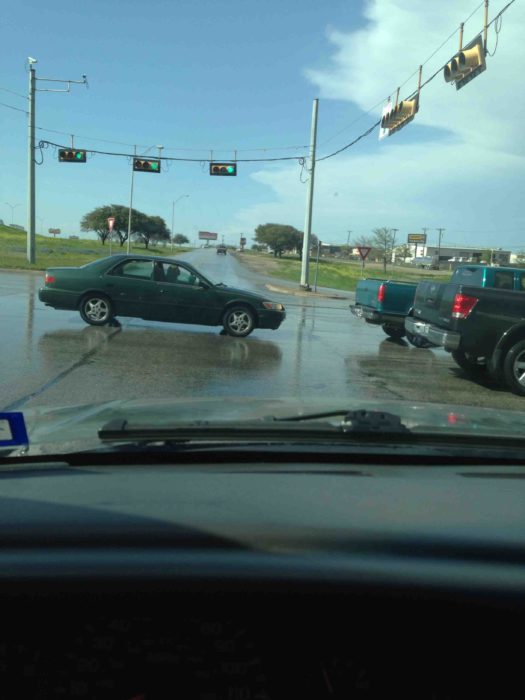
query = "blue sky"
xmin=1 ymin=0 xmax=523 ymax=251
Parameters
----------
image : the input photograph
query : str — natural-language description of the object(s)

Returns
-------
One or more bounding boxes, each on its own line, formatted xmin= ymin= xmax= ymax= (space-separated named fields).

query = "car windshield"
xmin=1 ymin=0 xmax=523 ymax=456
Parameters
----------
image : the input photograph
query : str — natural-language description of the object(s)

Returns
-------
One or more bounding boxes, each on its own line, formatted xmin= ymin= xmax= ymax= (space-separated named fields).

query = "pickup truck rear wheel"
xmin=451 ymin=350 xmax=487 ymax=375
xmin=503 ymin=339 xmax=525 ymax=396
xmin=382 ymin=324 xmax=405 ymax=340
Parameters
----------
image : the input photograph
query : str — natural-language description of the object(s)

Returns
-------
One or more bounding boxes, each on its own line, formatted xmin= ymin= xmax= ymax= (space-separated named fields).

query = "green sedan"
xmin=38 ymin=254 xmax=286 ymax=337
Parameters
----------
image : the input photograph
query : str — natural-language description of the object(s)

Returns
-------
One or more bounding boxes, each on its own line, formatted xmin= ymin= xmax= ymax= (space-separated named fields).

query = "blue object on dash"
xmin=0 ymin=412 xmax=29 ymax=448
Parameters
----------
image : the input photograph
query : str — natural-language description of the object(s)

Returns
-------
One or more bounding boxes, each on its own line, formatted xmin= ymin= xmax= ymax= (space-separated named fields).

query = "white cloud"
xmin=305 ymin=0 xmax=524 ymax=154
xmin=233 ymin=0 xmax=525 ymax=248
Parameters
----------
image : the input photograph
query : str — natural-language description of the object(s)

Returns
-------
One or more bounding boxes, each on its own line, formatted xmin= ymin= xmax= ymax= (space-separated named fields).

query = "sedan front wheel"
xmin=222 ymin=305 xmax=255 ymax=337
xmin=79 ymin=294 xmax=114 ymax=326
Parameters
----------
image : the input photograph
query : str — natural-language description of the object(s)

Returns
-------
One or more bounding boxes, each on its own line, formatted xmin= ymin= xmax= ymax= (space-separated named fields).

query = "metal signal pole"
xmin=300 ymin=98 xmax=319 ymax=290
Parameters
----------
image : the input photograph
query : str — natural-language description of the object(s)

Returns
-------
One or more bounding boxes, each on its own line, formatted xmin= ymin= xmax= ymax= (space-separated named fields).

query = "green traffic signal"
xmin=58 ymin=149 xmax=87 ymax=163
xmin=133 ymin=158 xmax=161 ymax=173
xmin=209 ymin=162 xmax=237 ymax=176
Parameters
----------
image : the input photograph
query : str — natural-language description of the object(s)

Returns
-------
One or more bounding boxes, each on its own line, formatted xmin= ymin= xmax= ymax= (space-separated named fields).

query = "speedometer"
xmin=34 ymin=615 xmax=271 ymax=700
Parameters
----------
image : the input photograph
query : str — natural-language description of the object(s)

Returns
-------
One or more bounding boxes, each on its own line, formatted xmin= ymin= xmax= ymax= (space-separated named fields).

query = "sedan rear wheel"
xmin=222 ymin=305 xmax=255 ymax=337
xmin=80 ymin=294 xmax=114 ymax=326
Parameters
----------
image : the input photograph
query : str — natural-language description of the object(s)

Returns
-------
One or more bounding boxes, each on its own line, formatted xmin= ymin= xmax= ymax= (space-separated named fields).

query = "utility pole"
xmin=300 ymin=98 xmax=319 ymax=290
xmin=391 ymin=228 xmax=398 ymax=265
xmin=436 ymin=228 xmax=445 ymax=268
xmin=26 ymin=59 xmax=87 ymax=263
xmin=422 ymin=227 xmax=428 ymax=256
xmin=27 ymin=60 xmax=36 ymax=263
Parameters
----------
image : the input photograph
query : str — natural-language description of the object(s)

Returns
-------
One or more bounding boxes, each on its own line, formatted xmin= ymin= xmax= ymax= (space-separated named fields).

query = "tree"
xmin=133 ymin=214 xmax=170 ymax=249
xmin=173 ymin=234 xmax=189 ymax=246
xmin=81 ymin=204 xmax=135 ymax=246
xmin=254 ymin=223 xmax=304 ymax=258
xmin=372 ymin=227 xmax=395 ymax=273
xmin=395 ymin=244 xmax=412 ymax=262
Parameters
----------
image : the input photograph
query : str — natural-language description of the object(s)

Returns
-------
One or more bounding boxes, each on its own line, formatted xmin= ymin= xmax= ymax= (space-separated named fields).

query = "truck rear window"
xmin=493 ymin=271 xmax=514 ymax=289
xmin=453 ymin=267 xmax=484 ymax=286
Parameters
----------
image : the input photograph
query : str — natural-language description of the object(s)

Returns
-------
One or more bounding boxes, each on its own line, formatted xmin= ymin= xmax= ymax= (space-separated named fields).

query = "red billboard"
xmin=198 ymin=231 xmax=218 ymax=240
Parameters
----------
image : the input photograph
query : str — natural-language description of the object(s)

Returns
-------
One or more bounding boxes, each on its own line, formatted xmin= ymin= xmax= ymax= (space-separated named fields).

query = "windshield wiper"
xmin=98 ymin=411 xmax=411 ymax=444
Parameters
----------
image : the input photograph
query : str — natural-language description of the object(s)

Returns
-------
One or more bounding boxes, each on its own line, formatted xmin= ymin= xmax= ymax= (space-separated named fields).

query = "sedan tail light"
xmin=45 ymin=273 xmax=56 ymax=284
xmin=451 ymin=293 xmax=478 ymax=319
xmin=377 ymin=283 xmax=386 ymax=303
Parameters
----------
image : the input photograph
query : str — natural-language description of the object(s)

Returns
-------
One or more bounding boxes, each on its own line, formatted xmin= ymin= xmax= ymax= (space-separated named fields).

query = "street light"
xmin=171 ymin=195 xmax=190 ymax=253
xmin=5 ymin=202 xmax=22 ymax=226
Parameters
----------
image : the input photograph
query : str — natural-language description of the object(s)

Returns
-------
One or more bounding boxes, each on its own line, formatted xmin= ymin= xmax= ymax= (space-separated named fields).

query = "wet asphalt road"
xmin=1 ymin=247 xmax=524 ymax=412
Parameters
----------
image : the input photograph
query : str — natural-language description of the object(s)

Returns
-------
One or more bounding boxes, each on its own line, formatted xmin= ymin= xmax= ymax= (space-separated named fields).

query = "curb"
xmin=265 ymin=283 xmax=352 ymax=300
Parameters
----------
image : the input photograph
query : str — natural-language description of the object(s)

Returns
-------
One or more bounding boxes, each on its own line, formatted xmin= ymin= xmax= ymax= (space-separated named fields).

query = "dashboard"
xmin=0 ymin=454 xmax=524 ymax=698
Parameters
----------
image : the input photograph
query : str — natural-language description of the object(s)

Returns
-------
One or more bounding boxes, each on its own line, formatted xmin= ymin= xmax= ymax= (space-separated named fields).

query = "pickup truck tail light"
xmin=44 ymin=273 xmax=56 ymax=284
xmin=377 ymin=283 xmax=386 ymax=303
xmin=452 ymin=293 xmax=478 ymax=319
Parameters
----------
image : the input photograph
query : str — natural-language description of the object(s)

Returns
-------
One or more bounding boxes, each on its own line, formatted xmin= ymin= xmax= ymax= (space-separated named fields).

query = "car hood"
xmin=6 ymin=397 xmax=525 ymax=456
xmin=215 ymin=284 xmax=270 ymax=302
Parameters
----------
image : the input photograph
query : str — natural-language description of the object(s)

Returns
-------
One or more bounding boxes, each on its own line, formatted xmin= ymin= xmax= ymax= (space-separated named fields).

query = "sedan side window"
xmin=159 ymin=263 xmax=199 ymax=285
xmin=112 ymin=260 xmax=154 ymax=279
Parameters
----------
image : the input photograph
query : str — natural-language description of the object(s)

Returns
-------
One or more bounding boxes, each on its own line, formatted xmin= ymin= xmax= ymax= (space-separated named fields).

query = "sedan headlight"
xmin=262 ymin=302 xmax=284 ymax=311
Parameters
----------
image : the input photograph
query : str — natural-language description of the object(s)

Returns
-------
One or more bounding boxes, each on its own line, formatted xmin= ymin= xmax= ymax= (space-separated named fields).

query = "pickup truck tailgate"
xmin=355 ymin=279 xmax=417 ymax=313
xmin=413 ymin=281 xmax=459 ymax=328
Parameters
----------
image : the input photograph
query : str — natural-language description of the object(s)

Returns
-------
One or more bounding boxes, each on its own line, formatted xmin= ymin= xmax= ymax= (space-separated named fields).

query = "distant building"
xmin=416 ymin=244 xmax=511 ymax=266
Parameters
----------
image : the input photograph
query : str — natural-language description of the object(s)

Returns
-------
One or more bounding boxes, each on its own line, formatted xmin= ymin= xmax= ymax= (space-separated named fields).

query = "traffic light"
xmin=444 ymin=35 xmax=486 ymax=90
xmin=58 ymin=149 xmax=87 ymax=163
xmin=209 ymin=162 xmax=237 ymax=176
xmin=133 ymin=158 xmax=161 ymax=173
xmin=380 ymin=96 xmax=419 ymax=135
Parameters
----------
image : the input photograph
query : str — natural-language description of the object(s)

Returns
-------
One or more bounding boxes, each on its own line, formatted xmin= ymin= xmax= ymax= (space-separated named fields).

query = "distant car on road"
xmin=216 ymin=245 xmax=227 ymax=255
xmin=38 ymin=254 xmax=286 ymax=337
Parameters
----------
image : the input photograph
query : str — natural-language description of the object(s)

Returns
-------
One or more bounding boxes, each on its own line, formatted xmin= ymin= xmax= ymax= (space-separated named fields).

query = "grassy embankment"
xmin=0 ymin=225 xmax=191 ymax=271
xmin=234 ymin=249 xmax=451 ymax=292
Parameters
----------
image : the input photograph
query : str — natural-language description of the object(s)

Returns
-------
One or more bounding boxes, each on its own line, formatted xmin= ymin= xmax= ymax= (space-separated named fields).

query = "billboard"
xmin=198 ymin=231 xmax=218 ymax=240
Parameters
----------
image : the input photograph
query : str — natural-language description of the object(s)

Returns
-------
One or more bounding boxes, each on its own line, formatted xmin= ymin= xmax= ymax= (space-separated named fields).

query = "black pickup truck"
xmin=405 ymin=265 xmax=525 ymax=395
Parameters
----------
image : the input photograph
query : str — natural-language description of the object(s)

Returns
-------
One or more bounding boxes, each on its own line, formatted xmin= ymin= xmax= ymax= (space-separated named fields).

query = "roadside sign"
xmin=407 ymin=233 xmax=427 ymax=244
xmin=107 ymin=217 xmax=115 ymax=232
xmin=48 ymin=228 xmax=61 ymax=236
xmin=357 ymin=246 xmax=372 ymax=260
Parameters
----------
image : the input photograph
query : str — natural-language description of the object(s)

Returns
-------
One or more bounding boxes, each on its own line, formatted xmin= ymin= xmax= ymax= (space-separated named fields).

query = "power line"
xmin=0 ymin=101 xmax=28 ymax=114
xmin=38 ymin=139 xmax=306 ymax=164
xmin=0 ymin=86 xmax=28 ymax=100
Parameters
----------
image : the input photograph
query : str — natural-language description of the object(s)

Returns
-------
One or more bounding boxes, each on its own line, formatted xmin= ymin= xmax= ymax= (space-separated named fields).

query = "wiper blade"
xmin=275 ymin=409 xmax=410 ymax=433
xmin=98 ymin=411 xmax=411 ymax=444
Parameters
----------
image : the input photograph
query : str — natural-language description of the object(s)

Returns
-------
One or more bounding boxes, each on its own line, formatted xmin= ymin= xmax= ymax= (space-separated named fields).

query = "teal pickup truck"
xmin=351 ymin=265 xmax=524 ymax=348
xmin=350 ymin=278 xmax=427 ymax=346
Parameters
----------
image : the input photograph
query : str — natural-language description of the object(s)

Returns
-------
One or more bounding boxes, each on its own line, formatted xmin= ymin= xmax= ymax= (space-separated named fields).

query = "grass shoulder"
xmin=0 ymin=226 xmax=192 ymax=271
xmin=233 ymin=250 xmax=451 ymax=291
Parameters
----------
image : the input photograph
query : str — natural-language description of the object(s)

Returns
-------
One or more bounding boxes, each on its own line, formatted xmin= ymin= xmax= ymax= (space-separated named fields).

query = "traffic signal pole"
xmin=27 ymin=63 xmax=36 ymax=264
xmin=300 ymin=98 xmax=319 ymax=290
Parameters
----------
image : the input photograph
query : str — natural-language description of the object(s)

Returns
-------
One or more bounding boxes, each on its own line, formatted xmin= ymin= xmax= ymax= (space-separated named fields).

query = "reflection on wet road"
xmin=1 ymin=249 xmax=524 ymax=412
